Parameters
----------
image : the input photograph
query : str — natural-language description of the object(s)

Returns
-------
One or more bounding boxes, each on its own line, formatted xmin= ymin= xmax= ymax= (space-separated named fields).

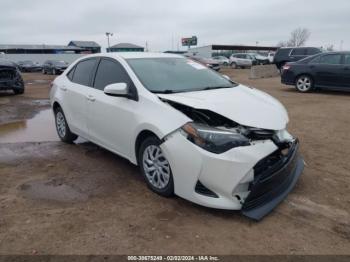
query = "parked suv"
xmin=42 ymin=60 xmax=68 ymax=75
xmin=0 ymin=60 xmax=25 ymax=94
xmin=229 ymin=53 xmax=255 ymax=68
xmin=274 ymin=47 xmax=322 ymax=69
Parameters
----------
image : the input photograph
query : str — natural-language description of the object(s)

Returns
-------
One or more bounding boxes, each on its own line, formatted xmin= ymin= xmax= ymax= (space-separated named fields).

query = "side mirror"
xmin=104 ymin=83 xmax=128 ymax=97
xmin=222 ymin=75 xmax=231 ymax=81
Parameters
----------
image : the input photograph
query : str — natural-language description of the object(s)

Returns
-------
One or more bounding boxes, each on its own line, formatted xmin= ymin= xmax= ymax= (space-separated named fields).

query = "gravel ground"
xmin=0 ymin=71 xmax=349 ymax=255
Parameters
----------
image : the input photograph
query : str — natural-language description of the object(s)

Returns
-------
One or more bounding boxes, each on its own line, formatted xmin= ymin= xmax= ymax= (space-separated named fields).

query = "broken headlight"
xmin=180 ymin=122 xmax=250 ymax=154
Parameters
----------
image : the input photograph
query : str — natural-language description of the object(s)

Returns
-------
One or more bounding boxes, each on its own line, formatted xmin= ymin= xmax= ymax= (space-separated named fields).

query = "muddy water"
xmin=0 ymin=109 xmax=59 ymax=143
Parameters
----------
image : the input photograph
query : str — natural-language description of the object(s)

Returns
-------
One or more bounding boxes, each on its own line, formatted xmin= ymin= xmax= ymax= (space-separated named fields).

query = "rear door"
xmin=341 ymin=54 xmax=350 ymax=88
xmin=87 ymin=58 xmax=138 ymax=157
xmin=311 ymin=54 xmax=343 ymax=88
xmin=62 ymin=58 xmax=98 ymax=138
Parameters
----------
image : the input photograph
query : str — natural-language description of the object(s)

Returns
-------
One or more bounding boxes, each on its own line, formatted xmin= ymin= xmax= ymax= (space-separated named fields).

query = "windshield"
xmin=127 ymin=57 xmax=237 ymax=93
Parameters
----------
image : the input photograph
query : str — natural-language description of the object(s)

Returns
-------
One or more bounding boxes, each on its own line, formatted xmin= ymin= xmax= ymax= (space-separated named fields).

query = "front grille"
xmin=195 ymin=181 xmax=219 ymax=198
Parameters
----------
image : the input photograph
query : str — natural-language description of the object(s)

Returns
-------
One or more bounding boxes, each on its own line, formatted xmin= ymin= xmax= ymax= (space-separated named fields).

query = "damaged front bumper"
xmin=160 ymin=130 xmax=303 ymax=221
xmin=242 ymin=139 xmax=304 ymax=220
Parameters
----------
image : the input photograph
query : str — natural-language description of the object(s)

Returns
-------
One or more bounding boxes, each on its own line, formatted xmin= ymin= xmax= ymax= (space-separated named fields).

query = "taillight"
xmin=282 ymin=65 xmax=291 ymax=71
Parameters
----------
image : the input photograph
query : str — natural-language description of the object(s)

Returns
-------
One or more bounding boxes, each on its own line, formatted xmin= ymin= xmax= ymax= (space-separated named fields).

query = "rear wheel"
xmin=295 ymin=75 xmax=313 ymax=93
xmin=54 ymin=107 xmax=78 ymax=143
xmin=138 ymin=136 xmax=174 ymax=197
xmin=231 ymin=62 xmax=237 ymax=69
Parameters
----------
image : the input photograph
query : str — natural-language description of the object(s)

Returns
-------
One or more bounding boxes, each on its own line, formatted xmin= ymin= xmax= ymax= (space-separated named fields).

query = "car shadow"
xmin=283 ymin=88 xmax=350 ymax=96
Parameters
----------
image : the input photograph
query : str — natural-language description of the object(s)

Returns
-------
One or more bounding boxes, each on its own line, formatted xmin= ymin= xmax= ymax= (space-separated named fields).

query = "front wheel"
xmin=138 ymin=136 xmax=174 ymax=197
xmin=54 ymin=107 xmax=78 ymax=143
xmin=295 ymin=75 xmax=313 ymax=93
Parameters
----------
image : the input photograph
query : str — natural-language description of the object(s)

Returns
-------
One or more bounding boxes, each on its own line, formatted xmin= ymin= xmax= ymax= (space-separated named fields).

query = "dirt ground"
xmin=0 ymin=71 xmax=349 ymax=255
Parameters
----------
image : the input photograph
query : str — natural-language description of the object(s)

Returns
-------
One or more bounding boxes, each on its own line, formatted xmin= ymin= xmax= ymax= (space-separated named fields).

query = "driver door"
xmin=86 ymin=58 xmax=138 ymax=158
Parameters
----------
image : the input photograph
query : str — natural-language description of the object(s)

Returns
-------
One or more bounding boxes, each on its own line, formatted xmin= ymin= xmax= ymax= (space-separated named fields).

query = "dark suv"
xmin=274 ymin=47 xmax=322 ymax=69
xmin=0 ymin=60 xmax=25 ymax=94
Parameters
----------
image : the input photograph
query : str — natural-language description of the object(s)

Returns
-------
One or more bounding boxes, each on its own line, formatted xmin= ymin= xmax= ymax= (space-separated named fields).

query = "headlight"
xmin=180 ymin=122 xmax=250 ymax=154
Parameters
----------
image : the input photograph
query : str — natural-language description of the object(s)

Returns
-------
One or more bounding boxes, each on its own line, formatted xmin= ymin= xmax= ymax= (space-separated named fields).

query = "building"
xmin=0 ymin=44 xmax=85 ymax=54
xmin=187 ymin=44 xmax=279 ymax=58
xmin=68 ymin=41 xmax=101 ymax=53
xmin=107 ymin=43 xmax=144 ymax=53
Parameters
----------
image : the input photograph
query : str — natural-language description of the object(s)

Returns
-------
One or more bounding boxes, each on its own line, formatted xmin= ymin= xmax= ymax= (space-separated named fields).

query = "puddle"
xmin=0 ymin=109 xmax=59 ymax=143
xmin=19 ymin=179 xmax=88 ymax=202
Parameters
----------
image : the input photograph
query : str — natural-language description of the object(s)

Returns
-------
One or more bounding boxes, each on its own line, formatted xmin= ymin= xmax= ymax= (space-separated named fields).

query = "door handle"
xmin=60 ymin=86 xmax=67 ymax=91
xmin=86 ymin=95 xmax=95 ymax=102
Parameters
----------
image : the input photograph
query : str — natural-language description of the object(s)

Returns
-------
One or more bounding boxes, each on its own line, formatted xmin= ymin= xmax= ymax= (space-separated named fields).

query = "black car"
xmin=274 ymin=47 xmax=322 ymax=69
xmin=42 ymin=60 xmax=68 ymax=75
xmin=0 ymin=60 xmax=25 ymax=94
xmin=281 ymin=51 xmax=350 ymax=92
xmin=17 ymin=60 xmax=42 ymax=72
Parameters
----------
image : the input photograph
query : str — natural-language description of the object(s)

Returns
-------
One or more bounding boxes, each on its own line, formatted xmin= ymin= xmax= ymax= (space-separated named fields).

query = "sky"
xmin=1 ymin=0 xmax=349 ymax=52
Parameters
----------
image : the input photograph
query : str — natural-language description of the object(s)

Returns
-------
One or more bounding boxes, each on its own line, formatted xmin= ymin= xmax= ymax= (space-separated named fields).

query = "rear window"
xmin=344 ymin=54 xmax=350 ymax=65
xmin=313 ymin=54 xmax=342 ymax=65
xmin=291 ymin=48 xmax=306 ymax=56
xmin=275 ymin=48 xmax=292 ymax=57
xmin=72 ymin=59 xmax=97 ymax=86
xmin=306 ymin=48 xmax=321 ymax=55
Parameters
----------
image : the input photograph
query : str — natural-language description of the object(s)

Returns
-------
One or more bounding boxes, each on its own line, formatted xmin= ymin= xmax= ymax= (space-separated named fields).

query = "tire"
xmin=13 ymin=77 xmax=25 ymax=95
xmin=138 ymin=136 xmax=174 ymax=197
xmin=223 ymin=62 xmax=228 ymax=66
xmin=295 ymin=75 xmax=314 ymax=93
xmin=54 ymin=107 xmax=78 ymax=143
xmin=231 ymin=62 xmax=237 ymax=69
xmin=42 ymin=69 xmax=46 ymax=74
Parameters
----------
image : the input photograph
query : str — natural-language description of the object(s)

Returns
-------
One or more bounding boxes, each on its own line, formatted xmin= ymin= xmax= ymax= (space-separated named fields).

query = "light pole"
xmin=106 ymin=32 xmax=113 ymax=52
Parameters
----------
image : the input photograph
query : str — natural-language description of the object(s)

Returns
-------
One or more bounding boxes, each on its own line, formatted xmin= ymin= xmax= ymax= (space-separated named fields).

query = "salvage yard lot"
xmin=0 ymin=70 xmax=349 ymax=254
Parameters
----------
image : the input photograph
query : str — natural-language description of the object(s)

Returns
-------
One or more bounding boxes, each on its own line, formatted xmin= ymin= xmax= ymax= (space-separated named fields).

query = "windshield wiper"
xmin=201 ymin=86 xmax=234 ymax=91
xmin=151 ymin=89 xmax=176 ymax=94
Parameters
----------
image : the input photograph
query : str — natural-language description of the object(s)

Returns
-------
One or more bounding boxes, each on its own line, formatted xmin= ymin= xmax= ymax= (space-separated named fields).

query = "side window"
xmin=93 ymin=59 xmax=132 ymax=91
xmin=66 ymin=66 xmax=75 ymax=81
xmin=290 ymin=48 xmax=306 ymax=56
xmin=306 ymin=48 xmax=320 ymax=55
xmin=72 ymin=59 xmax=97 ymax=86
xmin=318 ymin=54 xmax=342 ymax=65
xmin=343 ymin=54 xmax=350 ymax=65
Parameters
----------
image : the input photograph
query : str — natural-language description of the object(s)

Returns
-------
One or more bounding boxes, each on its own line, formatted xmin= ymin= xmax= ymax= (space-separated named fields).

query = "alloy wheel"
xmin=142 ymin=145 xmax=170 ymax=189
xmin=56 ymin=111 xmax=66 ymax=138
xmin=296 ymin=76 xmax=312 ymax=92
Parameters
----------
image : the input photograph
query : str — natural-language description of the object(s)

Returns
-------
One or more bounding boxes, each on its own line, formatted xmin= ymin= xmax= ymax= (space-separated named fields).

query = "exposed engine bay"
xmin=163 ymin=99 xmax=289 ymax=145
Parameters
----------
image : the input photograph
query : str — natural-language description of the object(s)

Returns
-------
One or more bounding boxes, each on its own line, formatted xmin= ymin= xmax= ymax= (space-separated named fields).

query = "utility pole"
xmin=106 ymin=32 xmax=113 ymax=52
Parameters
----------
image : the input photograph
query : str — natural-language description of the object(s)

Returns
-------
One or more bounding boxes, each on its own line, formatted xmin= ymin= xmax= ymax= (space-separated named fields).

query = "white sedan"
xmin=50 ymin=52 xmax=304 ymax=220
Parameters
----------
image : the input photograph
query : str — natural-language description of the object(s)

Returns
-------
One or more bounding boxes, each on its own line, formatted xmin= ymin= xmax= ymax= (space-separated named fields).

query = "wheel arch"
xmin=294 ymin=73 xmax=314 ymax=85
xmin=134 ymin=130 xmax=161 ymax=165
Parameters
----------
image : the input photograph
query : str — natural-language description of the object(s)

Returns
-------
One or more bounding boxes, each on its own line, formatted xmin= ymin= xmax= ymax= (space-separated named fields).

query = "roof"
xmin=69 ymin=41 xmax=100 ymax=48
xmin=0 ymin=44 xmax=82 ymax=50
xmin=73 ymin=52 xmax=182 ymax=62
xmin=109 ymin=43 xmax=144 ymax=49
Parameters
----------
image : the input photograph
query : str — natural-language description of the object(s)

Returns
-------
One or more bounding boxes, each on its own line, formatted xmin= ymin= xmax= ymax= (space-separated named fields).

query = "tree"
xmin=288 ymin=28 xmax=311 ymax=47
xmin=277 ymin=27 xmax=311 ymax=47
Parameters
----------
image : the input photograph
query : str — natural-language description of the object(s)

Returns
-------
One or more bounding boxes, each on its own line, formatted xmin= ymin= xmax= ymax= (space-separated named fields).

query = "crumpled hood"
xmin=158 ymin=85 xmax=289 ymax=130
